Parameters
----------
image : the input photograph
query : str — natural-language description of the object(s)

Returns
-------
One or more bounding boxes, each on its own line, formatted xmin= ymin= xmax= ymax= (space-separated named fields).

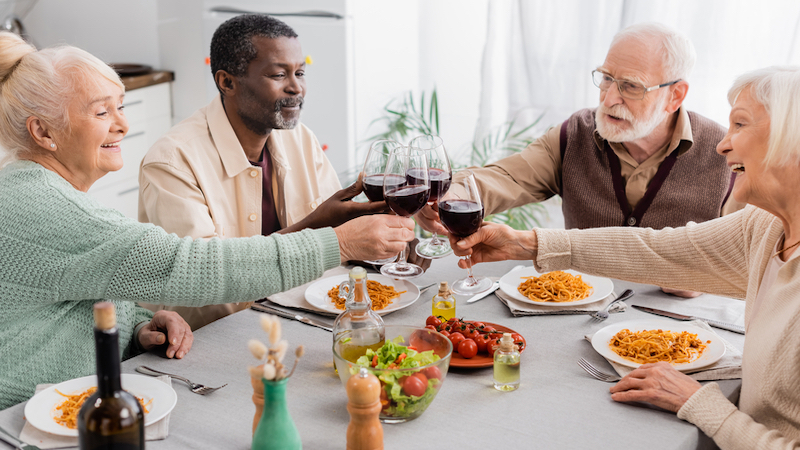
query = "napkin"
xmin=584 ymin=320 xmax=743 ymax=381
xmin=496 ymin=286 xmax=628 ymax=316
xmin=20 ymin=375 xmax=171 ymax=449
xmin=265 ymin=266 xmax=350 ymax=317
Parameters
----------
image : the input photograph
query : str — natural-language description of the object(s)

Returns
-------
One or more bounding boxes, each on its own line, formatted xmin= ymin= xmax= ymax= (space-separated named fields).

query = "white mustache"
xmin=598 ymin=104 xmax=633 ymax=122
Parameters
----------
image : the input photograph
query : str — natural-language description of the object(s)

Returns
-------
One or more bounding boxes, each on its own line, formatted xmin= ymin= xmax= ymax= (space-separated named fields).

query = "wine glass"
xmin=380 ymin=147 xmax=430 ymax=279
xmin=409 ymin=135 xmax=453 ymax=259
xmin=438 ymin=170 xmax=493 ymax=295
xmin=361 ymin=139 xmax=403 ymax=265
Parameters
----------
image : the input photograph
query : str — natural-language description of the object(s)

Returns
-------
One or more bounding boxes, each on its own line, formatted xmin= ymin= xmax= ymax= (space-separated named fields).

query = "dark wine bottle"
xmin=78 ymin=302 xmax=144 ymax=450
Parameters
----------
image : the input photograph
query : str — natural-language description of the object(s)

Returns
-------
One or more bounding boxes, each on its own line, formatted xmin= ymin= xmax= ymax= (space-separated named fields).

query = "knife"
xmin=632 ymin=305 xmax=745 ymax=334
xmin=466 ymin=281 xmax=500 ymax=303
xmin=251 ymin=303 xmax=333 ymax=332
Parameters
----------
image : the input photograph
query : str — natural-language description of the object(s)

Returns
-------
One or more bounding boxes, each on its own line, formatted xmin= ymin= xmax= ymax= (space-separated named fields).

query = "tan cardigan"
xmin=535 ymin=205 xmax=800 ymax=449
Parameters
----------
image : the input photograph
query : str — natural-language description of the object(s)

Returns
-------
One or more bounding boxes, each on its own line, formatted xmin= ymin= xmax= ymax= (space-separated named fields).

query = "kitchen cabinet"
xmin=87 ymin=80 xmax=172 ymax=219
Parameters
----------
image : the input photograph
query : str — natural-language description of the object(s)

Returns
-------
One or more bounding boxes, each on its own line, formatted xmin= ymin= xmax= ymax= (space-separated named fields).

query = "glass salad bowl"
xmin=333 ymin=325 xmax=453 ymax=423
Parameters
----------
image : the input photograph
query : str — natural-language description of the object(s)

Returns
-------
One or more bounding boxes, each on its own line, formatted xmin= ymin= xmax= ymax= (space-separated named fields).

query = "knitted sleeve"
xmin=678 ymin=383 xmax=800 ymax=450
xmin=534 ymin=206 xmax=759 ymax=298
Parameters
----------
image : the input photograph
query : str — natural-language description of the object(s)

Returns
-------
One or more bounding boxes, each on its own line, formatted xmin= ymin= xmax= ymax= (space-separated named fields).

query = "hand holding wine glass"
xmin=361 ymin=139 xmax=404 ymax=265
xmin=438 ymin=170 xmax=493 ymax=295
xmin=380 ymin=147 xmax=430 ymax=279
xmin=409 ymin=135 xmax=453 ymax=259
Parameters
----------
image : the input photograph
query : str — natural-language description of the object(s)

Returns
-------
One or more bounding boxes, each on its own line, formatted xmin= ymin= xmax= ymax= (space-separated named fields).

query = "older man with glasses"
xmin=417 ymin=22 xmax=743 ymax=297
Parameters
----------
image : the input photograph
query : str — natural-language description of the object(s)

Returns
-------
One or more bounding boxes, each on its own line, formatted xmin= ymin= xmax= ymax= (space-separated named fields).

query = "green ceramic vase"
xmin=252 ymin=378 xmax=301 ymax=450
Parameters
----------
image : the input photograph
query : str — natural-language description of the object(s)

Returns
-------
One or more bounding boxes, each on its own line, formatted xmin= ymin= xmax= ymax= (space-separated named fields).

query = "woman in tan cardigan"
xmin=450 ymin=66 xmax=800 ymax=449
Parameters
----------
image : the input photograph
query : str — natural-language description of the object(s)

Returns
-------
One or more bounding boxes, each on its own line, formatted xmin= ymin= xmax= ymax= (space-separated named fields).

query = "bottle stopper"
xmin=499 ymin=333 xmax=515 ymax=352
xmin=350 ymin=266 xmax=367 ymax=280
xmin=437 ymin=281 xmax=450 ymax=296
xmin=93 ymin=302 xmax=116 ymax=330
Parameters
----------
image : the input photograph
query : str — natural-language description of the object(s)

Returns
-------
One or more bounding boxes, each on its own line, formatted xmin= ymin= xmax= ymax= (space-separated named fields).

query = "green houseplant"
xmin=363 ymin=89 xmax=550 ymax=231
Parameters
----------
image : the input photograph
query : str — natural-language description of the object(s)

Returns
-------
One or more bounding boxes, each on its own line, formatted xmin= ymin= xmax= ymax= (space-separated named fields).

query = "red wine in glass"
xmin=407 ymin=167 xmax=452 ymax=202
xmin=363 ymin=174 xmax=405 ymax=202
xmin=385 ymin=185 xmax=430 ymax=217
xmin=438 ymin=200 xmax=484 ymax=237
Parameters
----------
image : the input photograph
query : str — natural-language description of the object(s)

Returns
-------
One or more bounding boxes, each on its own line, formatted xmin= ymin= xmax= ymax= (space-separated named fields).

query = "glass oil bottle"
xmin=332 ymin=267 xmax=385 ymax=371
xmin=431 ymin=281 xmax=456 ymax=321
xmin=493 ymin=332 xmax=520 ymax=391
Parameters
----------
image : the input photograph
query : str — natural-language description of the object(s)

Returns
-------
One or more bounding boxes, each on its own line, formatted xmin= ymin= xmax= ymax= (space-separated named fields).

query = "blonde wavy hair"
xmin=0 ymin=32 xmax=124 ymax=167
xmin=727 ymin=66 xmax=800 ymax=168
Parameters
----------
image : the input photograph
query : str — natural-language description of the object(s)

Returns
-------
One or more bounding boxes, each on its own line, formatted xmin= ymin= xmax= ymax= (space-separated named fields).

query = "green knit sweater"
xmin=0 ymin=161 xmax=341 ymax=409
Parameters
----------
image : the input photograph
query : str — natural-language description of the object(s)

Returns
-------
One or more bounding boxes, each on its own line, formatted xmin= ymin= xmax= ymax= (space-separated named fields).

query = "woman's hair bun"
xmin=0 ymin=31 xmax=35 ymax=82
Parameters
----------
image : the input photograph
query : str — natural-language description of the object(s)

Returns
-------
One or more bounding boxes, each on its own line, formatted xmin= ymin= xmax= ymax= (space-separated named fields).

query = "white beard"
xmin=595 ymin=96 xmax=669 ymax=143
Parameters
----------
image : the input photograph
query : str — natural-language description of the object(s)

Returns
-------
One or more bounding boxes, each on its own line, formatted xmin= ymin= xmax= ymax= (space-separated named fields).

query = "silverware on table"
xmin=590 ymin=289 xmax=635 ymax=321
xmin=467 ymin=264 xmax=524 ymax=304
xmin=577 ymin=358 xmax=621 ymax=382
xmin=251 ymin=302 xmax=334 ymax=332
xmin=417 ymin=282 xmax=438 ymax=295
xmin=632 ymin=305 xmax=745 ymax=334
xmin=0 ymin=423 xmax=40 ymax=450
xmin=135 ymin=366 xmax=227 ymax=395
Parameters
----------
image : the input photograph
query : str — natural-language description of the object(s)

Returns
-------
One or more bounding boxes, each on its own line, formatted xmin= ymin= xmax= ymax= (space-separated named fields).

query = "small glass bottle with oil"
xmin=332 ymin=267 xmax=385 ymax=371
xmin=493 ymin=333 xmax=520 ymax=391
xmin=431 ymin=281 xmax=456 ymax=321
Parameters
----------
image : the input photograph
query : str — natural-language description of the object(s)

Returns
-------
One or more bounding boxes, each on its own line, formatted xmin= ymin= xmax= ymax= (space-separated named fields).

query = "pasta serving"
xmin=327 ymin=280 xmax=406 ymax=311
xmin=53 ymin=387 xmax=152 ymax=429
xmin=609 ymin=328 xmax=709 ymax=364
xmin=517 ymin=271 xmax=593 ymax=302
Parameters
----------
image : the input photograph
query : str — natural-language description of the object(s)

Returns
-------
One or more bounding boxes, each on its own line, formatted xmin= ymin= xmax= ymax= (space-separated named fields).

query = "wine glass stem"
xmin=396 ymin=244 xmax=408 ymax=270
xmin=464 ymin=255 xmax=478 ymax=286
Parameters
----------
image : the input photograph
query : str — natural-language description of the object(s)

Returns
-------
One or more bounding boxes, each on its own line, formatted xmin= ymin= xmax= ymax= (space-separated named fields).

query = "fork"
xmin=590 ymin=289 xmax=635 ymax=321
xmin=136 ymin=366 xmax=227 ymax=395
xmin=0 ymin=423 xmax=40 ymax=450
xmin=577 ymin=357 xmax=622 ymax=382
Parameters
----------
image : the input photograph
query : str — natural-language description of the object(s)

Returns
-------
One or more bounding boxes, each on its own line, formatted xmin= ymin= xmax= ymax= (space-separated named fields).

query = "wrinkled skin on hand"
xmin=137 ymin=310 xmax=194 ymax=359
xmin=335 ymin=214 xmax=416 ymax=263
xmin=609 ymin=361 xmax=702 ymax=412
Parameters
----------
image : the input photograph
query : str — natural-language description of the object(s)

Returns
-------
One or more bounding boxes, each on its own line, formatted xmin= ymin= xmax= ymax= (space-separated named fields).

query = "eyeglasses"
xmin=591 ymin=70 xmax=681 ymax=100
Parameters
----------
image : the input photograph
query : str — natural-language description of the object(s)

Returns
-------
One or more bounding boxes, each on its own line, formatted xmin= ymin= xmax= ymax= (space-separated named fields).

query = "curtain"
xmin=478 ymin=0 xmax=800 ymax=138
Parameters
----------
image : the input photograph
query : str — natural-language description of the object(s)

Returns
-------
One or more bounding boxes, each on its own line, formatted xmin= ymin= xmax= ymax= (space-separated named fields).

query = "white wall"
xmin=24 ymin=0 xmax=161 ymax=67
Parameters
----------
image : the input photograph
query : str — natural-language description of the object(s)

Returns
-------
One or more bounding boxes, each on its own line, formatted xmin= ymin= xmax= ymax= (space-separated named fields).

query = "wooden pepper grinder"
xmin=346 ymin=368 xmax=383 ymax=450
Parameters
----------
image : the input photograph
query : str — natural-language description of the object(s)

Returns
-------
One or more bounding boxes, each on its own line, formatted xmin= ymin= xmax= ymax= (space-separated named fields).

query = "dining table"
xmin=0 ymin=256 xmax=746 ymax=450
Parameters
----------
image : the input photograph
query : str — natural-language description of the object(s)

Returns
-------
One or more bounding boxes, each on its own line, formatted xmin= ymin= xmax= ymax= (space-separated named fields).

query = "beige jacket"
xmin=536 ymin=206 xmax=800 ymax=449
xmin=138 ymin=95 xmax=341 ymax=329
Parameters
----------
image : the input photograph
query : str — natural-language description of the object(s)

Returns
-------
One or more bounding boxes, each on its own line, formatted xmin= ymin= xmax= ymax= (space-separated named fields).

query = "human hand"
xmin=137 ymin=310 xmax=194 ymax=359
xmin=608 ymin=361 xmax=702 ymax=412
xmin=405 ymin=238 xmax=433 ymax=272
xmin=281 ymin=177 xmax=389 ymax=233
xmin=335 ymin=214 xmax=415 ymax=263
xmin=414 ymin=204 xmax=448 ymax=235
xmin=449 ymin=222 xmax=538 ymax=268
xmin=661 ymin=287 xmax=703 ymax=298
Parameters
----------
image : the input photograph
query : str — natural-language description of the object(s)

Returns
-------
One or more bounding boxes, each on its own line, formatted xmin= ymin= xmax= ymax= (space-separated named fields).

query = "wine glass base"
xmin=380 ymin=262 xmax=425 ymax=279
xmin=414 ymin=238 xmax=453 ymax=259
xmin=450 ymin=276 xmax=493 ymax=296
xmin=363 ymin=255 xmax=397 ymax=265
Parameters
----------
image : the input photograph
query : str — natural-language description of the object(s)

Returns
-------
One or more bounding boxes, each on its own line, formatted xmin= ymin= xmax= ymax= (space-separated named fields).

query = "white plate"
xmin=498 ymin=267 xmax=614 ymax=307
xmin=591 ymin=319 xmax=726 ymax=372
xmin=24 ymin=373 xmax=177 ymax=437
xmin=304 ymin=274 xmax=420 ymax=315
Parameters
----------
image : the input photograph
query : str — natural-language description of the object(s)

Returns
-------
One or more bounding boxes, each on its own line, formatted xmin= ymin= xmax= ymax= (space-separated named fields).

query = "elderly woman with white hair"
xmin=0 ymin=32 xmax=415 ymax=410
xmin=449 ymin=66 xmax=800 ymax=449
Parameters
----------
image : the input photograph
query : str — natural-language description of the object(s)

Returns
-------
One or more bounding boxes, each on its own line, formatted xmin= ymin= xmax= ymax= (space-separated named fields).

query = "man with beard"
xmin=137 ymin=14 xmax=392 ymax=329
xmin=418 ymin=22 xmax=742 ymax=297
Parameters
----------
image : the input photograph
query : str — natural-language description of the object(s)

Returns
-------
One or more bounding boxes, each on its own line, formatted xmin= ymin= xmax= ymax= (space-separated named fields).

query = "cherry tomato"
xmin=449 ymin=332 xmax=466 ymax=351
xmin=426 ymin=316 xmax=442 ymax=328
xmin=483 ymin=326 xmax=497 ymax=333
xmin=458 ymin=339 xmax=478 ymax=359
xmin=421 ymin=366 xmax=442 ymax=381
xmin=474 ymin=335 xmax=488 ymax=353
xmin=467 ymin=329 xmax=481 ymax=341
xmin=472 ymin=321 xmax=485 ymax=329
xmin=438 ymin=330 xmax=450 ymax=338
xmin=402 ymin=374 xmax=426 ymax=397
xmin=486 ymin=340 xmax=500 ymax=356
xmin=425 ymin=324 xmax=437 ymax=331
xmin=511 ymin=333 xmax=524 ymax=342
xmin=412 ymin=372 xmax=428 ymax=386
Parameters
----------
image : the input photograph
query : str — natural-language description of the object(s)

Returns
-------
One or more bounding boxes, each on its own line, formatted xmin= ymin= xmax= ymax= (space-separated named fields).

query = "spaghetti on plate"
xmin=609 ymin=328 xmax=709 ymax=364
xmin=53 ymin=387 xmax=152 ymax=429
xmin=517 ymin=271 xmax=593 ymax=302
xmin=327 ymin=280 xmax=406 ymax=310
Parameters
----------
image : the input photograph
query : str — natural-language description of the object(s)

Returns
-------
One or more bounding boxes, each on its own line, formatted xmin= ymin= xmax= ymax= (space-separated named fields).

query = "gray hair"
xmin=0 ymin=32 xmax=123 ymax=165
xmin=611 ymin=22 xmax=696 ymax=82
xmin=727 ymin=66 xmax=800 ymax=167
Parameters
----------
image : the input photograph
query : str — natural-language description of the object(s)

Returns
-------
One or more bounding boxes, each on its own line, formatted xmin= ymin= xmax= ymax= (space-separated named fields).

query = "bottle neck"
xmin=346 ymin=278 xmax=371 ymax=310
xmin=94 ymin=327 xmax=122 ymax=396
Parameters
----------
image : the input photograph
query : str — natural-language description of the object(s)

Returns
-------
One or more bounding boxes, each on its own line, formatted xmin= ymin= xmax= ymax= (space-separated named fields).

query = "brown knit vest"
xmin=561 ymin=108 xmax=730 ymax=230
